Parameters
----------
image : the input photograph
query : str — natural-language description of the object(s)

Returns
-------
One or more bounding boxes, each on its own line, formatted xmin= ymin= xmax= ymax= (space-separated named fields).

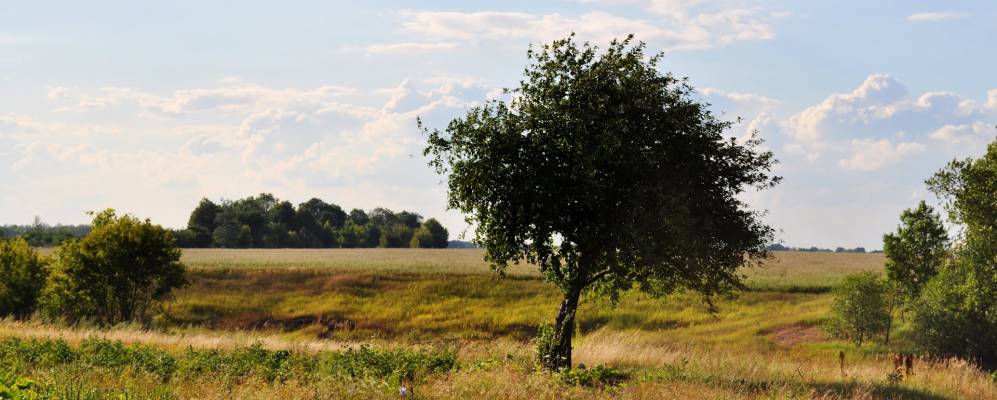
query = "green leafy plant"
xmin=558 ymin=365 xmax=627 ymax=387
xmin=0 ymin=237 xmax=48 ymax=319
xmin=830 ymin=272 xmax=891 ymax=346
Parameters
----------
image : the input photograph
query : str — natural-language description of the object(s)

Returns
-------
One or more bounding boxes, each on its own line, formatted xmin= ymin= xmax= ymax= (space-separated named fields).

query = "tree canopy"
xmin=176 ymin=194 xmax=448 ymax=249
xmin=883 ymin=201 xmax=948 ymax=301
xmin=910 ymin=136 xmax=997 ymax=367
xmin=422 ymin=35 xmax=779 ymax=370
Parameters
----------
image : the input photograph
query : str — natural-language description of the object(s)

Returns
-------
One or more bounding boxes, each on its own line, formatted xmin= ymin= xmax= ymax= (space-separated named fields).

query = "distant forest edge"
xmin=0 ymin=193 xmax=463 ymax=249
xmin=0 ymin=218 xmax=90 ymax=247
xmin=178 ymin=193 xmax=450 ymax=248
xmin=766 ymin=244 xmax=881 ymax=253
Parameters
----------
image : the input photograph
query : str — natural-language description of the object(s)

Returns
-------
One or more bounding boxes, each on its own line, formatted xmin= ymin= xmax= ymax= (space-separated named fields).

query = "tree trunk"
xmin=546 ymin=284 xmax=583 ymax=371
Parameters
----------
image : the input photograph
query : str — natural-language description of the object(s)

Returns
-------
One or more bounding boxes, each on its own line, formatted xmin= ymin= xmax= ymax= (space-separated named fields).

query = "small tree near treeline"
xmin=40 ymin=209 xmax=187 ymax=325
xmin=0 ymin=237 xmax=47 ymax=319
xmin=909 ymin=136 xmax=997 ymax=367
xmin=829 ymin=272 xmax=891 ymax=347
xmin=883 ymin=201 xmax=948 ymax=304
xmin=421 ymin=35 xmax=779 ymax=371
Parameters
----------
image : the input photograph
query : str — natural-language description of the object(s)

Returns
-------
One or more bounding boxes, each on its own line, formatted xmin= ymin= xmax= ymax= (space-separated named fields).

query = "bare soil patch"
xmin=767 ymin=323 xmax=825 ymax=347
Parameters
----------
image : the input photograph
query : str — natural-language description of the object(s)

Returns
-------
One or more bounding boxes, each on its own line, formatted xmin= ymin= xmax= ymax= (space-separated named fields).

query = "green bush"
xmin=909 ymin=257 xmax=997 ymax=367
xmin=40 ymin=209 xmax=187 ymax=325
xmin=534 ymin=322 xmax=563 ymax=370
xmin=830 ymin=272 xmax=891 ymax=346
xmin=0 ymin=238 xmax=47 ymax=319
xmin=0 ymin=371 xmax=40 ymax=399
xmin=558 ymin=364 xmax=627 ymax=387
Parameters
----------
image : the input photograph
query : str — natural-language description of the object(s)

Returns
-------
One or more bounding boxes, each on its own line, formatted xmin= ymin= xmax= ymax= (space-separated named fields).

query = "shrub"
xmin=0 ymin=237 xmax=47 ymax=319
xmin=558 ymin=364 xmax=627 ymax=387
xmin=40 ymin=209 xmax=187 ymax=325
xmin=909 ymin=256 xmax=997 ymax=368
xmin=830 ymin=272 xmax=891 ymax=346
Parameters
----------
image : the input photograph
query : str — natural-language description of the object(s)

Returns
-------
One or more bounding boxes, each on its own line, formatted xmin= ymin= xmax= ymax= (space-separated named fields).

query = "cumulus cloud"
xmin=781 ymin=74 xmax=995 ymax=164
xmin=4 ymin=77 xmax=497 ymax=228
xmin=838 ymin=139 xmax=926 ymax=171
xmin=930 ymin=122 xmax=995 ymax=145
xmin=397 ymin=2 xmax=779 ymax=51
xmin=907 ymin=12 xmax=968 ymax=23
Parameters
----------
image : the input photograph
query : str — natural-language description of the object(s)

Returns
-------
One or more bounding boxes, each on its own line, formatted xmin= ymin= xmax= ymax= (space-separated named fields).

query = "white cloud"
xmin=930 ymin=122 xmax=995 ymax=145
xmin=787 ymin=74 xmax=906 ymax=145
xmin=907 ymin=12 xmax=968 ymax=23
xmin=781 ymin=74 xmax=996 ymax=163
xmin=46 ymin=86 xmax=68 ymax=100
xmin=987 ymin=89 xmax=997 ymax=111
xmin=398 ymin=6 xmax=778 ymax=51
xmin=341 ymin=42 xmax=457 ymax=56
xmin=838 ymin=139 xmax=925 ymax=171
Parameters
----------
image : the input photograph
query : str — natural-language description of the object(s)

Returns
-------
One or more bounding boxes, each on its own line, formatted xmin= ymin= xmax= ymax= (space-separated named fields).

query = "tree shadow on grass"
xmin=808 ymin=381 xmax=949 ymax=400
xmin=646 ymin=366 xmax=952 ymax=400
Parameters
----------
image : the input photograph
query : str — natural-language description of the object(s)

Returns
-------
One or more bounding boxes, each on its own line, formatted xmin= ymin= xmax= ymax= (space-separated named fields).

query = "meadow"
xmin=3 ymin=249 xmax=994 ymax=399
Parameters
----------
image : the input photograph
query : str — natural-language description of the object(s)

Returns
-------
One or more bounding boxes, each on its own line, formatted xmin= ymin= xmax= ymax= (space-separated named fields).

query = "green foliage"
xmin=410 ymin=227 xmax=435 ymax=248
xmin=908 ymin=260 xmax=997 ymax=367
xmin=908 ymin=136 xmax=997 ymax=368
xmin=422 ymin=35 xmax=778 ymax=370
xmin=0 ymin=337 xmax=455 ymax=387
xmin=40 ymin=209 xmax=188 ymax=325
xmin=558 ymin=365 xmax=627 ymax=387
xmin=0 ymin=238 xmax=47 ymax=319
xmin=0 ymin=371 xmax=40 ymax=400
xmin=379 ymin=223 xmax=414 ymax=248
xmin=177 ymin=194 xmax=446 ymax=249
xmin=0 ymin=217 xmax=90 ymax=247
xmin=534 ymin=322 xmax=563 ymax=370
xmin=186 ymin=198 xmax=220 ymax=247
xmin=422 ymin=218 xmax=449 ymax=248
xmin=882 ymin=201 xmax=948 ymax=302
xmin=830 ymin=272 xmax=890 ymax=346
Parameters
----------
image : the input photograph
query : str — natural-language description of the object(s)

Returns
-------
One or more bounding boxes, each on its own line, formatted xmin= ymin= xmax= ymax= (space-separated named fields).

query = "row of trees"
xmin=0 ymin=210 xmax=187 ymax=325
xmin=830 ymin=136 xmax=997 ymax=368
xmin=766 ymin=244 xmax=875 ymax=253
xmin=0 ymin=218 xmax=90 ymax=247
xmin=175 ymin=194 xmax=449 ymax=249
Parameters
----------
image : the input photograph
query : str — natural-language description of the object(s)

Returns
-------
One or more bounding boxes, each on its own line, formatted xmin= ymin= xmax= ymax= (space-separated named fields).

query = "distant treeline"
xmin=0 ymin=219 xmax=90 ymax=247
xmin=175 ymin=193 xmax=449 ymax=249
xmin=766 ymin=244 xmax=881 ymax=253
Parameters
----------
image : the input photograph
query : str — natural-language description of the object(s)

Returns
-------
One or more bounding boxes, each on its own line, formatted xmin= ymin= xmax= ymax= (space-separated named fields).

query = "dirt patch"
xmin=767 ymin=323 xmax=825 ymax=347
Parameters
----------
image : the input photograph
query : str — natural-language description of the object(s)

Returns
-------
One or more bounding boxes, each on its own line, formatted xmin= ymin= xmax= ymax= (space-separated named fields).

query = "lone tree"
xmin=421 ymin=35 xmax=779 ymax=370
xmin=830 ymin=272 xmax=891 ymax=346
xmin=882 ymin=200 xmax=948 ymax=303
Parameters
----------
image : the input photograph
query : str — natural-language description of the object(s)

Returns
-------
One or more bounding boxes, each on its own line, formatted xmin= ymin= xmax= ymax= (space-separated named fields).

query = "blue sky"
xmin=1 ymin=1 xmax=995 ymax=249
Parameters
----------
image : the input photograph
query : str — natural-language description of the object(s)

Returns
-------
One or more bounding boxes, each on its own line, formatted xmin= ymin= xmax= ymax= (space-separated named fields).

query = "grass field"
xmin=3 ymin=249 xmax=994 ymax=399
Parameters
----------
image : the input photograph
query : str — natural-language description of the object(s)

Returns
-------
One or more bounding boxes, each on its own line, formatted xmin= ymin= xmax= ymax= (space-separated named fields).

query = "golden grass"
xmin=9 ymin=249 xmax=995 ymax=399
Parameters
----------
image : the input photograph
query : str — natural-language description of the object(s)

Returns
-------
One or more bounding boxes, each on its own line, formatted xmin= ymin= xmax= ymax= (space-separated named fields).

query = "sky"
xmin=1 ymin=1 xmax=995 ymax=249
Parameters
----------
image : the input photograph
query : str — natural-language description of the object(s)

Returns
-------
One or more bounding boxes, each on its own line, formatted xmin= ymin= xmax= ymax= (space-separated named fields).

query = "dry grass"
xmin=7 ymin=249 xmax=995 ymax=399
